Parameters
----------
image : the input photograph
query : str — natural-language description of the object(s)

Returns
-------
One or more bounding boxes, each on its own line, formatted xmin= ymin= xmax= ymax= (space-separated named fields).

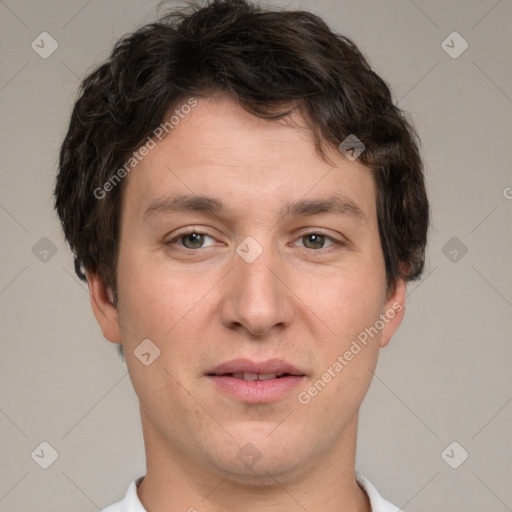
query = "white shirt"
xmin=101 ymin=472 xmax=401 ymax=512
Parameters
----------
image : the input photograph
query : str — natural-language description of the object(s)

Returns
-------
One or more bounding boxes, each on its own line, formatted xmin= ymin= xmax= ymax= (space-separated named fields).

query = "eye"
xmin=166 ymin=230 xmax=344 ymax=251
xmin=294 ymin=233 xmax=340 ymax=250
xmin=167 ymin=231 xmax=217 ymax=250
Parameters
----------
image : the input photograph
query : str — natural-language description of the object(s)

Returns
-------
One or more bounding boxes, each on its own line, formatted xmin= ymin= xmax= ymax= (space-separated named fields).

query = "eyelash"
xmin=166 ymin=230 xmax=346 ymax=252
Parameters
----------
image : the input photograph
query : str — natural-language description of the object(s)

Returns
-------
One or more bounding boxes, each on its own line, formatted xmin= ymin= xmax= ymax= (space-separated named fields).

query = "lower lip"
xmin=208 ymin=375 xmax=304 ymax=403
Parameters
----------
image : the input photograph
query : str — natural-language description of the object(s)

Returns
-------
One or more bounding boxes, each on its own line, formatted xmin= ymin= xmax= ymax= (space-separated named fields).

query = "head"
xmin=55 ymin=0 xmax=428 ymax=485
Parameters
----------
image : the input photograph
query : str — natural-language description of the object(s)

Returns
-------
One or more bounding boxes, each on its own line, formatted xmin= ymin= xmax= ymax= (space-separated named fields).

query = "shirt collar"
xmin=112 ymin=473 xmax=401 ymax=512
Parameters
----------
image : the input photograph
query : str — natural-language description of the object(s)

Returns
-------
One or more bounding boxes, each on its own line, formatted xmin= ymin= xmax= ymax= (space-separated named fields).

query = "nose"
xmin=218 ymin=242 xmax=294 ymax=338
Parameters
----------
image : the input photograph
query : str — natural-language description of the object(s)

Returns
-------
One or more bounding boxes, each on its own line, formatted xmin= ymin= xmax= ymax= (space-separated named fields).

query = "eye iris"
xmin=183 ymin=233 xmax=204 ymax=249
xmin=303 ymin=234 xmax=325 ymax=249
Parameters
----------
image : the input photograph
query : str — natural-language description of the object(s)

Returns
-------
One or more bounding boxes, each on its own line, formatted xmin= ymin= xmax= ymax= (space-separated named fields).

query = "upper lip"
xmin=207 ymin=358 xmax=305 ymax=376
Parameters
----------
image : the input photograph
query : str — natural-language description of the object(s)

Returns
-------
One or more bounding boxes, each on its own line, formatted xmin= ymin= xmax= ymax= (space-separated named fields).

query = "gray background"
xmin=1 ymin=0 xmax=511 ymax=510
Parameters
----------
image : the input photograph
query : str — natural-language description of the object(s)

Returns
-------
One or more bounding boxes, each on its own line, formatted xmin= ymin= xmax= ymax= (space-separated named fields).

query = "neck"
xmin=137 ymin=408 xmax=370 ymax=512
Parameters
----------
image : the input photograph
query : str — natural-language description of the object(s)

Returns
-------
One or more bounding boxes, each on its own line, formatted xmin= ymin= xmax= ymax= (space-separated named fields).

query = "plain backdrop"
xmin=0 ymin=1 xmax=511 ymax=511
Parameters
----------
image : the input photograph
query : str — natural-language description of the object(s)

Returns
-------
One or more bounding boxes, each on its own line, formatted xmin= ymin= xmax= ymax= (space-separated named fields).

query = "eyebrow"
xmin=143 ymin=194 xmax=366 ymax=223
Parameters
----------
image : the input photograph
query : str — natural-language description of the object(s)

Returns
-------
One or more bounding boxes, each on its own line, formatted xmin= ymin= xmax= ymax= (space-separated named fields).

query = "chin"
xmin=212 ymin=456 xmax=306 ymax=487
xmin=205 ymin=427 xmax=315 ymax=484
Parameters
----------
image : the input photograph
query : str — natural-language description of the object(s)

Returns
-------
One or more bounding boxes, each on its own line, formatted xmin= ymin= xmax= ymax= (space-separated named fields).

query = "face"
xmin=90 ymin=94 xmax=405 ymax=484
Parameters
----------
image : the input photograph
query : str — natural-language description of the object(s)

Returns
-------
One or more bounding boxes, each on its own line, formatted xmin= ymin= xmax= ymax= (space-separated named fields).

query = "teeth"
xmin=230 ymin=373 xmax=278 ymax=381
xmin=258 ymin=373 xmax=277 ymax=380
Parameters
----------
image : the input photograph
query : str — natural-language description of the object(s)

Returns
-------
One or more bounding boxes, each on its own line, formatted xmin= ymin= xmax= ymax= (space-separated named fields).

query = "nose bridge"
xmin=238 ymin=240 xmax=279 ymax=295
xmin=220 ymin=235 xmax=293 ymax=336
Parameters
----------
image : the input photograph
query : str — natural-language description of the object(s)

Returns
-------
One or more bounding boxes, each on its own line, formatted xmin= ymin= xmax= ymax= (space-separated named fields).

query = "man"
xmin=54 ymin=0 xmax=429 ymax=510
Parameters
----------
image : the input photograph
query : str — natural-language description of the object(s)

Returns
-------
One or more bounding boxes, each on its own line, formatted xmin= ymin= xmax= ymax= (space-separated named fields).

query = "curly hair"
xmin=55 ymin=0 xmax=429 ymax=300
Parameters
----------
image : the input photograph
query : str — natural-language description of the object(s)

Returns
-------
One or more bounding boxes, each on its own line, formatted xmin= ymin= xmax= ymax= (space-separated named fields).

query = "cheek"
xmin=309 ymin=268 xmax=386 ymax=338
xmin=116 ymin=248 xmax=190 ymax=338
xmin=299 ymin=265 xmax=386 ymax=405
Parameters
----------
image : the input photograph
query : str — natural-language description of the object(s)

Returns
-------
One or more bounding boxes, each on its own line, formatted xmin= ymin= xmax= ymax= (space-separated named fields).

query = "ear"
xmin=86 ymin=272 xmax=122 ymax=344
xmin=379 ymin=278 xmax=407 ymax=348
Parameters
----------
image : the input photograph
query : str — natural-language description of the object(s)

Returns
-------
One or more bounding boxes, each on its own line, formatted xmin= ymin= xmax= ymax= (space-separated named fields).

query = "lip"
xmin=208 ymin=358 xmax=304 ymax=376
xmin=207 ymin=358 xmax=306 ymax=404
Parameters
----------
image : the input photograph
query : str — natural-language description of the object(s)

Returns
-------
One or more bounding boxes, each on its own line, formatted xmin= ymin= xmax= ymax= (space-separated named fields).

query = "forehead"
xmin=123 ymin=95 xmax=377 ymax=223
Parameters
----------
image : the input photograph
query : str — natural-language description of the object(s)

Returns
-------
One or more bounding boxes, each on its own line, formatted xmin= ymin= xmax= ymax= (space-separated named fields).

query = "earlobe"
xmin=86 ymin=272 xmax=122 ymax=344
xmin=379 ymin=278 xmax=407 ymax=348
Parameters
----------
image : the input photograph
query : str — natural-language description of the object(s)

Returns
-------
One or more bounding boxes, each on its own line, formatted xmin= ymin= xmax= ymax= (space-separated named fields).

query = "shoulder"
xmin=100 ymin=476 xmax=146 ymax=512
xmin=356 ymin=472 xmax=402 ymax=512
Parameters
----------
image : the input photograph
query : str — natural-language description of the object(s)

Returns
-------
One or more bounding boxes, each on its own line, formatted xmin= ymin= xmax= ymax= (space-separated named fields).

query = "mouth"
xmin=209 ymin=372 xmax=301 ymax=381
xmin=206 ymin=359 xmax=306 ymax=403
xmin=207 ymin=358 xmax=305 ymax=377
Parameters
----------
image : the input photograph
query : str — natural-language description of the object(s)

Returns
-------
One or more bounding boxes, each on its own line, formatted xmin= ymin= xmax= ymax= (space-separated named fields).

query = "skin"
xmin=88 ymin=94 xmax=406 ymax=512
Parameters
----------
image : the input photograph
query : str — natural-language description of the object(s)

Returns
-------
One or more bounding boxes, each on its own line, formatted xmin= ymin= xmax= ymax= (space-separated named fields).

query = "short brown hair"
xmin=55 ymin=0 xmax=429 ymax=299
